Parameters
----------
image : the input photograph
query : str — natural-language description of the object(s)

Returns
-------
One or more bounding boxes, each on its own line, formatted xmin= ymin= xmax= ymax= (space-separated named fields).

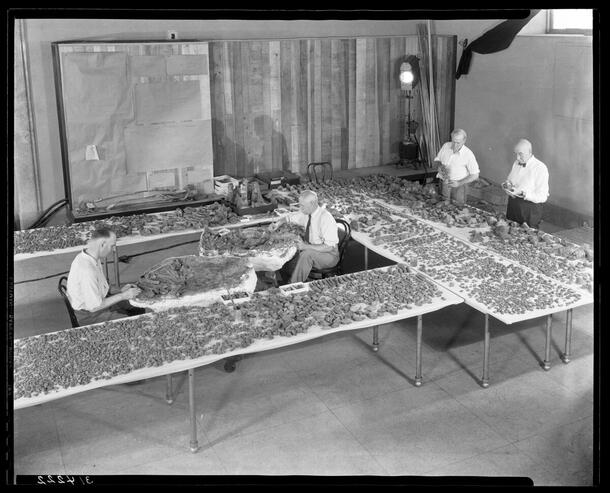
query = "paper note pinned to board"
xmin=85 ymin=145 xmax=99 ymax=161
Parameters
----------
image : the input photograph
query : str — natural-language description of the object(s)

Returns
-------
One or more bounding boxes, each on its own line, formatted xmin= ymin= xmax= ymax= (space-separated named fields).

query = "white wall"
xmin=432 ymin=12 xmax=594 ymax=218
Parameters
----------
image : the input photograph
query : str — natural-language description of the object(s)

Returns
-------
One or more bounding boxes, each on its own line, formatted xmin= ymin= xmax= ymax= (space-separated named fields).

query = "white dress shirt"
xmin=66 ymin=250 xmax=109 ymax=311
xmin=435 ymin=142 xmax=480 ymax=181
xmin=506 ymin=155 xmax=549 ymax=204
xmin=286 ymin=204 xmax=339 ymax=248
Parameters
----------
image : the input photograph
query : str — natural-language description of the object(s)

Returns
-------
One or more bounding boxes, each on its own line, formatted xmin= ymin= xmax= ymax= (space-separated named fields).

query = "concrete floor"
xmin=12 ymin=229 xmax=595 ymax=484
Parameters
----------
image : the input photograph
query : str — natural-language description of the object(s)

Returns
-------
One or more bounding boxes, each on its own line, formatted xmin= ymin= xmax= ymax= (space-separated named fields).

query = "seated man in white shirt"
xmin=434 ymin=128 xmax=480 ymax=205
xmin=66 ymin=227 xmax=143 ymax=326
xmin=271 ymin=190 xmax=340 ymax=283
xmin=501 ymin=139 xmax=549 ymax=229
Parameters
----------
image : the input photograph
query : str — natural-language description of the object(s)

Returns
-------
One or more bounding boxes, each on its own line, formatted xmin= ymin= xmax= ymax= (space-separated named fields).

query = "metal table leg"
xmin=481 ymin=313 xmax=490 ymax=388
xmin=542 ymin=314 xmax=553 ymax=371
xmin=372 ymin=326 xmax=379 ymax=352
xmin=561 ymin=309 xmax=573 ymax=364
xmin=165 ymin=374 xmax=174 ymax=404
xmin=112 ymin=245 xmax=121 ymax=289
xmin=188 ymin=368 xmax=199 ymax=453
xmin=364 ymin=246 xmax=368 ymax=270
xmin=415 ymin=315 xmax=423 ymax=387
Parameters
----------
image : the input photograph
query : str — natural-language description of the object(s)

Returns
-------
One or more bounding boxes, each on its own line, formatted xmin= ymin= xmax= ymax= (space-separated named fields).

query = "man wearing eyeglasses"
xmin=434 ymin=128 xmax=480 ymax=206
xmin=270 ymin=190 xmax=339 ymax=283
xmin=501 ymin=139 xmax=549 ymax=229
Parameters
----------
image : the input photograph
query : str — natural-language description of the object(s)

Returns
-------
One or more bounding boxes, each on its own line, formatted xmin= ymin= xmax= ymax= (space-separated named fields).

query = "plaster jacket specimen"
xmin=134 ymin=255 xmax=255 ymax=302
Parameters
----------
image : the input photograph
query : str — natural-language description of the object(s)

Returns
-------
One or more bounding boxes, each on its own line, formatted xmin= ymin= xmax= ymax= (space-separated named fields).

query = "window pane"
xmin=552 ymin=9 xmax=592 ymax=30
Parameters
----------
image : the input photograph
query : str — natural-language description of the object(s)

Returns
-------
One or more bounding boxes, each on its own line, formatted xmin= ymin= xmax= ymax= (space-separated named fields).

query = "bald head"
xmin=298 ymin=190 xmax=319 ymax=215
xmin=514 ymin=139 xmax=533 ymax=164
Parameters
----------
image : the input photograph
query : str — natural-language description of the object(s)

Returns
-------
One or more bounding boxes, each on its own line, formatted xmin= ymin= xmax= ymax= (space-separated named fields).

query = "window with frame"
xmin=547 ymin=9 xmax=593 ymax=35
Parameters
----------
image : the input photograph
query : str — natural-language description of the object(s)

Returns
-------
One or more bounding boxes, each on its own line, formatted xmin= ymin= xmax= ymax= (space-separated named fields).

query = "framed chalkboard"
xmin=52 ymin=40 xmax=216 ymax=220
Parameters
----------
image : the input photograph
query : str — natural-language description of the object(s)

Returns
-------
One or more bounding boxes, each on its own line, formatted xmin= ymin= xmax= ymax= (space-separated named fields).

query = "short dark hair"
xmin=90 ymin=226 xmax=115 ymax=240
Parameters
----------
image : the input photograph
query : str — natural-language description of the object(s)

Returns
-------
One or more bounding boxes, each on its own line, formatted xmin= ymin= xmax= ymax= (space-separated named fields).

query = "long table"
xmin=14 ymin=213 xmax=278 ymax=287
xmin=14 ymin=267 xmax=462 ymax=452
xmin=349 ymin=196 xmax=593 ymax=387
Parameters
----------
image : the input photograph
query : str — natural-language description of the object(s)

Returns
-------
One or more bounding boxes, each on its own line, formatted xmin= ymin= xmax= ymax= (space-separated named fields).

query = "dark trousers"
xmin=439 ymin=181 xmax=469 ymax=205
xmin=74 ymin=300 xmax=145 ymax=327
xmin=506 ymin=196 xmax=543 ymax=228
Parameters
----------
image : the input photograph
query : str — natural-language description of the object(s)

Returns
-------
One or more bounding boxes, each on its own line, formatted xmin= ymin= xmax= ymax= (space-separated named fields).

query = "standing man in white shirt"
xmin=501 ymin=139 xmax=549 ymax=228
xmin=271 ymin=190 xmax=340 ymax=283
xmin=67 ymin=227 xmax=143 ymax=326
xmin=434 ymin=128 xmax=480 ymax=205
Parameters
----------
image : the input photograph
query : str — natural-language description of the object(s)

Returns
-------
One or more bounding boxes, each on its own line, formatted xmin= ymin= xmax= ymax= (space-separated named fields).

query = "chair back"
xmin=335 ymin=218 xmax=351 ymax=266
xmin=58 ymin=276 xmax=80 ymax=328
xmin=307 ymin=162 xmax=333 ymax=184
xmin=307 ymin=217 xmax=351 ymax=280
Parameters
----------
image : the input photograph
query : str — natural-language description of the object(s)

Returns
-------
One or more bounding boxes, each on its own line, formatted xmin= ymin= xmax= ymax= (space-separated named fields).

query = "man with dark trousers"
xmin=502 ymin=139 xmax=549 ymax=228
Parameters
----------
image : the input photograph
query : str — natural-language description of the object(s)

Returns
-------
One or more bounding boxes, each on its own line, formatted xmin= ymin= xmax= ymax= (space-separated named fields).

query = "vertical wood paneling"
xmin=355 ymin=38 xmax=367 ymax=167
xmin=231 ymin=42 xmax=246 ymax=178
xmin=389 ymin=37 xmax=404 ymax=162
xmin=347 ymin=39 xmax=357 ymax=169
xmin=298 ymin=40 xmax=309 ymax=174
xmin=241 ymin=42 xmax=254 ymax=175
xmin=377 ymin=38 xmax=391 ymax=165
xmin=280 ymin=40 xmax=293 ymax=172
xmin=312 ymin=40 xmax=322 ymax=162
xmin=269 ymin=41 xmax=282 ymax=171
xmin=307 ymin=40 xmax=313 ymax=166
xmin=289 ymin=40 xmax=300 ymax=172
xmin=320 ymin=39 xmax=332 ymax=163
xmin=365 ymin=38 xmax=380 ymax=166
xmin=210 ymin=43 xmax=226 ymax=175
xmin=330 ymin=39 xmax=344 ymax=170
xmin=261 ymin=41 xmax=272 ymax=172
xmin=207 ymin=35 xmax=455 ymax=177
xmin=223 ymin=43 xmax=237 ymax=177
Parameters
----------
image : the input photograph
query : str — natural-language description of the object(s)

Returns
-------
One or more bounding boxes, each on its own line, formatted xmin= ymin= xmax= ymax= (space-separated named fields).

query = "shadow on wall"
xmin=212 ymin=118 xmax=246 ymax=177
xmin=254 ymin=115 xmax=289 ymax=173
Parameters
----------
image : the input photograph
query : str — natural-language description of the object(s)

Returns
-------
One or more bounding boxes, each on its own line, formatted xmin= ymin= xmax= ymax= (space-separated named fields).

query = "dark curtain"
xmin=456 ymin=10 xmax=541 ymax=79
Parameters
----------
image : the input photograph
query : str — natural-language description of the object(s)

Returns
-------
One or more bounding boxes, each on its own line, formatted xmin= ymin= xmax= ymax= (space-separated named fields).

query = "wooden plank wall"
xmin=209 ymin=35 xmax=456 ymax=177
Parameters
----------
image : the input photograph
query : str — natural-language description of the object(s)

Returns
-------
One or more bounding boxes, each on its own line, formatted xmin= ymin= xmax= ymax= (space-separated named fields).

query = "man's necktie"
xmin=304 ymin=214 xmax=311 ymax=243
xmin=518 ymin=162 xmax=526 ymax=167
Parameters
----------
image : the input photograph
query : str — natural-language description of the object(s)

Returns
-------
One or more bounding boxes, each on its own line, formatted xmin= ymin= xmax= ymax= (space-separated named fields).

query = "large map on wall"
xmin=54 ymin=42 xmax=213 ymax=213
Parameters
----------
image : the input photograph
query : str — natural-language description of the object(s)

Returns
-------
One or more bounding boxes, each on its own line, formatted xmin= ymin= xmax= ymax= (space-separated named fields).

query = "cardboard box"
xmin=214 ymin=175 xmax=239 ymax=197
xmin=255 ymin=171 xmax=301 ymax=189
xmin=230 ymin=201 xmax=277 ymax=216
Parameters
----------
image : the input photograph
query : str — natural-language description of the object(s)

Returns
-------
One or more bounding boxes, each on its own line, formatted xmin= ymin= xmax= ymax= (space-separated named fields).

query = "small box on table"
xmin=214 ymin=175 xmax=240 ymax=197
xmin=255 ymin=171 xmax=301 ymax=189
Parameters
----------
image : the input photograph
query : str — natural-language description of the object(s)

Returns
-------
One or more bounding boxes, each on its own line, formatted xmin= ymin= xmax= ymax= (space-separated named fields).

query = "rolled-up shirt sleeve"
xmin=465 ymin=149 xmax=480 ymax=175
xmin=285 ymin=210 xmax=307 ymax=228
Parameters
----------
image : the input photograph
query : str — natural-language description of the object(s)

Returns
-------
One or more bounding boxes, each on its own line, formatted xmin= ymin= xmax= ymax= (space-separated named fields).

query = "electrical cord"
xmin=28 ymin=199 xmax=69 ymax=229
xmin=14 ymin=238 xmax=200 ymax=284
xmin=118 ymin=239 xmax=199 ymax=263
